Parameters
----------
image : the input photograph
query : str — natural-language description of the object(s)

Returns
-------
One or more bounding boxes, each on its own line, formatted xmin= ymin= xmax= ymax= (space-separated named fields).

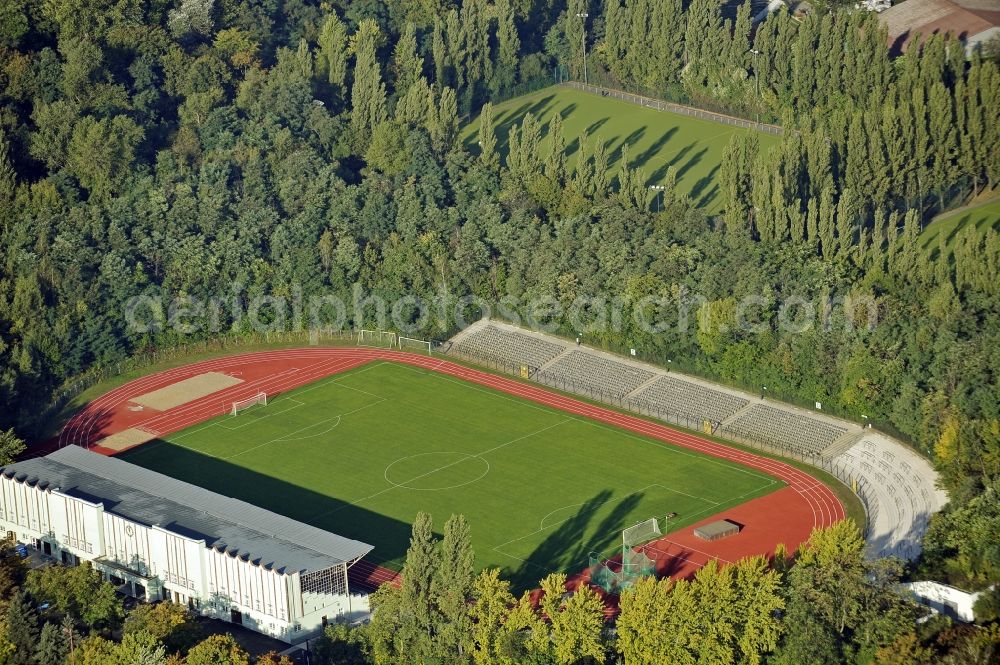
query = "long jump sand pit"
xmin=131 ymin=372 xmax=244 ymax=411
xmin=96 ymin=427 xmax=160 ymax=452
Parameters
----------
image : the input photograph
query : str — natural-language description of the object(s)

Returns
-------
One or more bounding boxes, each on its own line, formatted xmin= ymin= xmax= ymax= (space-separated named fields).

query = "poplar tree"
xmin=564 ymin=0 xmax=587 ymax=80
xmin=0 ymin=130 xmax=15 ymax=212
xmin=317 ymin=12 xmax=348 ymax=89
xmin=658 ymin=0 xmax=687 ymax=87
xmin=392 ymin=23 xmax=423 ymax=96
xmin=432 ymin=16 xmax=449 ymax=88
xmin=927 ymin=81 xmax=957 ymax=208
xmin=818 ymin=185 xmax=835 ymax=258
xmin=836 ymin=187 xmax=857 ymax=258
xmin=371 ymin=511 xmax=439 ymax=663
xmin=429 ymin=86 xmax=458 ymax=154
xmin=544 ymin=112 xmax=566 ymax=184
xmin=432 ymin=514 xmax=475 ymax=660
xmin=719 ymin=133 xmax=759 ymax=236
xmin=477 ymin=102 xmax=498 ymax=171
xmin=592 ymin=136 xmax=610 ymax=198
xmin=603 ymin=0 xmax=627 ymax=83
xmin=574 ymin=133 xmax=593 ymax=197
xmin=350 ymin=19 xmax=388 ymax=149
xmin=493 ymin=0 xmax=520 ymax=94
xmin=806 ymin=196 xmax=819 ymax=250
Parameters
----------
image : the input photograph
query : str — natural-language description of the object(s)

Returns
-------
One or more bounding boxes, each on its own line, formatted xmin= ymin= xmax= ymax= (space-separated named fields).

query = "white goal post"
xmin=358 ymin=329 xmax=398 ymax=348
xmin=398 ymin=337 xmax=432 ymax=354
xmin=623 ymin=517 xmax=662 ymax=549
xmin=231 ymin=392 xmax=267 ymax=416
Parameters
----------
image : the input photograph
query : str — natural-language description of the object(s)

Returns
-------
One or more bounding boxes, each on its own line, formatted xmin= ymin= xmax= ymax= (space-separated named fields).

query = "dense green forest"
xmin=0 ymin=0 xmax=998 ymax=621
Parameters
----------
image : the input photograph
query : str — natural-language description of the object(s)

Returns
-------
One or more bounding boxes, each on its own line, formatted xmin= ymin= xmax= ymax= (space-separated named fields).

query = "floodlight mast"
xmin=576 ymin=13 xmax=589 ymax=86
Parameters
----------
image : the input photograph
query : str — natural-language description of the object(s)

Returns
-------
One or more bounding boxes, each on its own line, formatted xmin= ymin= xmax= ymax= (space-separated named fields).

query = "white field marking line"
xmin=491 ymin=475 xmax=781 ymax=566
xmin=488 ymin=548 xmax=551 ymax=574
xmin=382 ymin=452 xmax=492 ymax=492
xmin=389 ymin=353 xmax=842 ymax=527
xmin=217 ymin=399 xmax=306 ymax=431
xmin=309 ymin=418 xmax=573 ymax=521
xmin=393 ymin=362 xmax=775 ymax=484
xmin=81 ymin=349 xmax=371 ymax=441
xmin=221 ymin=399 xmax=387 ymax=461
xmin=273 ymin=416 xmax=341 ymax=442
xmin=124 ymin=393 xmax=383 ymax=461
xmin=125 ymin=364 xmax=309 ymax=436
xmin=60 ymin=351 xmax=317 ymax=445
xmin=64 ymin=348 xmax=359 ymax=446
xmin=155 ymin=362 xmax=383 ymax=440
xmin=493 ymin=482 xmax=713 ymax=553
xmin=643 ymin=539 xmax=735 ymax=565
xmin=123 ymin=354 xmax=368 ymax=440
xmin=284 ymin=361 xmax=390 ymax=400
xmin=392 ymin=352 xmax=837 ymax=526
xmin=158 ymin=357 xmax=359 ymax=429
xmin=170 ymin=398 xmax=306 ymax=437
xmin=661 ymin=479 xmax=782 ymax=527
xmin=642 ymin=547 xmax=729 ymax=567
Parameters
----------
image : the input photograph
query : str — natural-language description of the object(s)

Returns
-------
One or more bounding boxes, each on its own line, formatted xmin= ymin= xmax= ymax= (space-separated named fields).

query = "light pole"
xmin=649 ymin=185 xmax=665 ymax=212
xmin=748 ymin=48 xmax=762 ymax=123
xmin=576 ymin=13 xmax=589 ymax=86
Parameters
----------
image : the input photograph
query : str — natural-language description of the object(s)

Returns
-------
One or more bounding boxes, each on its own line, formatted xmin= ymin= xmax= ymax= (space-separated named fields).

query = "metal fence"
xmin=563 ymin=81 xmax=784 ymax=137
xmin=443 ymin=342 xmax=877 ymax=535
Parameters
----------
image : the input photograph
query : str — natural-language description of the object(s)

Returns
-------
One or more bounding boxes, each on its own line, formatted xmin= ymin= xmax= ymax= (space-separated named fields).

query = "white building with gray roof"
xmin=0 ymin=445 xmax=373 ymax=643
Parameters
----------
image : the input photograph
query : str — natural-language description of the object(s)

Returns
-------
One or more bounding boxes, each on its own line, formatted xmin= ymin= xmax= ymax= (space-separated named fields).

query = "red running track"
xmin=55 ymin=348 xmax=845 ymax=593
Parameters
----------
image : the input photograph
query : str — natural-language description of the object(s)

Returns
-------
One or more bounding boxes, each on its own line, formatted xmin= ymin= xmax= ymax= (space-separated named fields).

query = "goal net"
xmin=623 ymin=517 xmax=662 ymax=549
xmin=398 ymin=337 xmax=432 ymax=354
xmin=358 ymin=329 xmax=397 ymax=348
xmin=589 ymin=549 xmax=657 ymax=594
xmin=231 ymin=392 xmax=267 ymax=416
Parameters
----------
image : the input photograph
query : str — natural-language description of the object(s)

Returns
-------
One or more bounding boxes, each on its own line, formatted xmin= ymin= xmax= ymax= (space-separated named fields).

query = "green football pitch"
xmin=920 ymin=192 xmax=1000 ymax=255
xmin=462 ymin=86 xmax=780 ymax=213
xmin=119 ymin=361 xmax=781 ymax=588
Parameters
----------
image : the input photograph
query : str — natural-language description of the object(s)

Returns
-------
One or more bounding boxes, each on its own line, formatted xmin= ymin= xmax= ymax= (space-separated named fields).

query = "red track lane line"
xmin=61 ymin=352 xmax=364 ymax=447
xmin=59 ymin=349 xmax=844 ymax=564
xmin=60 ymin=350 xmax=328 ymax=445
xmin=132 ymin=357 xmax=368 ymax=439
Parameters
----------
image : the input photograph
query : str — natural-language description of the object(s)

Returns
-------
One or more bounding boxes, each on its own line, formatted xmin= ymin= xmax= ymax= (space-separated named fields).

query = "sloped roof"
xmin=1 ymin=446 xmax=373 ymax=574
xmin=880 ymin=0 xmax=1000 ymax=53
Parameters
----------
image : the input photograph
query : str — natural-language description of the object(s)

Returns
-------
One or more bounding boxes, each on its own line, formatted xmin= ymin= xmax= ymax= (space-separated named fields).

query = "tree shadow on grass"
xmin=473 ymin=94 xmax=561 ymax=160
xmin=690 ymin=164 xmax=721 ymax=203
xmin=504 ymin=489 xmax=644 ymax=591
xmin=585 ymin=117 xmax=610 ymax=137
xmin=675 ymin=146 xmax=709 ymax=182
xmin=117 ymin=441 xmax=415 ymax=571
xmin=632 ymin=128 xmax=678 ymax=171
xmin=606 ymin=127 xmax=648 ymax=169
xmin=537 ymin=103 xmax=578 ymax=144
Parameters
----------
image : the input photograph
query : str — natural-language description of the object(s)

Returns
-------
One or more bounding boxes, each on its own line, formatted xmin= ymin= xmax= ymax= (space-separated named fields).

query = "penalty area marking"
xmin=491 ymin=481 xmax=738 ymax=567
xmin=217 ymin=398 xmax=306 ymax=430
xmin=274 ymin=416 xmax=342 ymax=442
xmin=221 ymin=399 xmax=387 ymax=461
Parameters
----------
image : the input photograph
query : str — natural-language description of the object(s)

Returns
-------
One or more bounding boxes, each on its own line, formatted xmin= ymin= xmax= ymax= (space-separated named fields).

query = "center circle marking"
xmin=384 ymin=451 xmax=491 ymax=491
